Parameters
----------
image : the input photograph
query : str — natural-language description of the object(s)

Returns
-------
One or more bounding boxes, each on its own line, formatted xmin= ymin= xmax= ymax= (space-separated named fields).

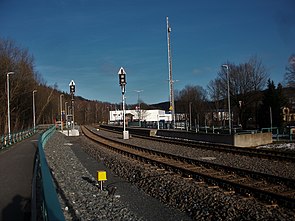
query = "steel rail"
xmin=82 ymin=125 xmax=295 ymax=208
xmin=99 ymin=125 xmax=295 ymax=163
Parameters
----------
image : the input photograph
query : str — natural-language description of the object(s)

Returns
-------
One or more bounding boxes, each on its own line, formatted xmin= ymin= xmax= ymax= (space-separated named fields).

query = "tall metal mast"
xmin=166 ymin=16 xmax=175 ymax=128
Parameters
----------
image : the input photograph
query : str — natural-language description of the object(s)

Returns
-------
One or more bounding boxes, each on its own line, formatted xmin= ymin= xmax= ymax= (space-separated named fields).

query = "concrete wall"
xmin=101 ymin=125 xmax=272 ymax=147
xmin=234 ymin=132 xmax=272 ymax=147
xmin=156 ymin=130 xmax=234 ymax=145
xmin=156 ymin=130 xmax=273 ymax=147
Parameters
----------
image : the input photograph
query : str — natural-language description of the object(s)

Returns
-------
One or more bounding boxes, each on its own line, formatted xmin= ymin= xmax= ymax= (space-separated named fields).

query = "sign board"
xmin=97 ymin=171 xmax=107 ymax=181
xmin=97 ymin=170 xmax=107 ymax=191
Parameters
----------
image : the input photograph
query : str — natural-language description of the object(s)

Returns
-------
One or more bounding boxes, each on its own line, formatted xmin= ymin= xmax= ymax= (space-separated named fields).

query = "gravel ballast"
xmin=95 ymin=128 xmax=295 ymax=180
xmin=44 ymin=131 xmax=295 ymax=220
xmin=45 ymin=131 xmax=191 ymax=221
xmin=45 ymin=133 xmax=143 ymax=221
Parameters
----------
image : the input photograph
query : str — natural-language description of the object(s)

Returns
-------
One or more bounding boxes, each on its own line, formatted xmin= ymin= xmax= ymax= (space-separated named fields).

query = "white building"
xmin=109 ymin=109 xmax=172 ymax=123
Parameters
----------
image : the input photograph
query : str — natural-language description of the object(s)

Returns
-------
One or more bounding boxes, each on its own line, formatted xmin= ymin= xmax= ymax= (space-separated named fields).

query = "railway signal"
xmin=69 ymin=80 xmax=76 ymax=129
xmin=117 ymin=67 xmax=129 ymax=139
xmin=118 ymin=67 xmax=126 ymax=94
xmin=69 ymin=80 xmax=75 ymax=93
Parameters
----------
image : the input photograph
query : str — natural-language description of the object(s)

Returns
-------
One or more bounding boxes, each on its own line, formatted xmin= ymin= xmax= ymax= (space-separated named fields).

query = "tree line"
xmin=174 ymin=55 xmax=295 ymax=131
xmin=0 ymin=38 xmax=112 ymax=135
xmin=1 ymin=37 xmax=294 ymax=135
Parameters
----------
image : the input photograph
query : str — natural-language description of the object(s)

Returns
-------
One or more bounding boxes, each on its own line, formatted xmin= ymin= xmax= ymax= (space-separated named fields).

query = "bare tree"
xmin=0 ymin=38 xmax=135 ymax=133
xmin=36 ymin=85 xmax=58 ymax=124
xmin=209 ymin=56 xmax=268 ymax=129
xmin=0 ymin=38 xmax=37 ymax=133
xmin=175 ymin=84 xmax=208 ymax=127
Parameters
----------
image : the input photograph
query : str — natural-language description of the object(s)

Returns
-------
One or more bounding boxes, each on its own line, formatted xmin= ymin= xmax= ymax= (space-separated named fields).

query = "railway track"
xmin=81 ymin=125 xmax=295 ymax=208
xmin=99 ymin=124 xmax=295 ymax=163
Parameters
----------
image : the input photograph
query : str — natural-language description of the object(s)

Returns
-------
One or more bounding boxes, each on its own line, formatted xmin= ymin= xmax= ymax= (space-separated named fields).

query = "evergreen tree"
xmin=258 ymin=80 xmax=287 ymax=130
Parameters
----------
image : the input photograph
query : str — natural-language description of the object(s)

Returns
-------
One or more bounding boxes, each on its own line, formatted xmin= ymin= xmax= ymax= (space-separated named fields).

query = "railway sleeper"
xmin=257 ymin=193 xmax=287 ymax=208
xmin=232 ymin=182 xmax=295 ymax=208
xmin=203 ymin=171 xmax=225 ymax=177
xmin=223 ymin=190 xmax=236 ymax=195
xmin=183 ymin=166 xmax=202 ymax=170
xmin=83 ymin=126 xmax=295 ymax=209
xmin=279 ymin=190 xmax=295 ymax=197
xmin=259 ymin=185 xmax=284 ymax=191
xmin=215 ymin=174 xmax=236 ymax=179
xmin=207 ymin=185 xmax=219 ymax=189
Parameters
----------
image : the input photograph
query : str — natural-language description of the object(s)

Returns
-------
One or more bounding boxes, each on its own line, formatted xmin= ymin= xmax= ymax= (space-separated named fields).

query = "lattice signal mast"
xmin=166 ymin=16 xmax=175 ymax=127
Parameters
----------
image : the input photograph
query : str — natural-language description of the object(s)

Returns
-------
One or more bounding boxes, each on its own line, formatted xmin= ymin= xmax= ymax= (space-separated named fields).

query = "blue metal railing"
xmin=0 ymin=127 xmax=37 ymax=150
xmin=31 ymin=126 xmax=65 ymax=221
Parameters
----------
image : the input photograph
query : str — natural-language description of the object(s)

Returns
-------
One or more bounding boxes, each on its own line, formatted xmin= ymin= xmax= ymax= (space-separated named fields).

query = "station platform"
xmin=0 ymin=134 xmax=39 ymax=221
xmin=60 ymin=128 xmax=79 ymax=136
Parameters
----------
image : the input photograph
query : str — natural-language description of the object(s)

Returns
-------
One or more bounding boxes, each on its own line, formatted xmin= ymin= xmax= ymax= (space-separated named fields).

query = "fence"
xmin=0 ymin=127 xmax=36 ymax=150
xmin=31 ymin=125 xmax=65 ymax=221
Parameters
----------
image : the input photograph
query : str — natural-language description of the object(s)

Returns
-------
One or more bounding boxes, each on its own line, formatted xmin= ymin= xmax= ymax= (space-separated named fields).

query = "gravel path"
xmin=44 ymin=130 xmax=295 ymax=220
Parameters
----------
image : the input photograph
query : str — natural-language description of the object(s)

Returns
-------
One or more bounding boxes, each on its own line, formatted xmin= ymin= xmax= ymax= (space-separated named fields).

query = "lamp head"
xmin=221 ymin=64 xmax=229 ymax=69
xmin=7 ymin=72 xmax=14 ymax=76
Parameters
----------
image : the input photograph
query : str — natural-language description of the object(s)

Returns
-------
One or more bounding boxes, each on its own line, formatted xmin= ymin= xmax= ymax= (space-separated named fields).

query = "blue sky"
xmin=1 ymin=0 xmax=294 ymax=104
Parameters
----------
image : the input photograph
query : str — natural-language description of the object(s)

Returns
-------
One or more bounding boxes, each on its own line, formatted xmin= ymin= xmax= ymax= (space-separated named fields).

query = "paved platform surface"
xmin=0 ymin=134 xmax=39 ymax=221
xmin=67 ymin=135 xmax=192 ymax=221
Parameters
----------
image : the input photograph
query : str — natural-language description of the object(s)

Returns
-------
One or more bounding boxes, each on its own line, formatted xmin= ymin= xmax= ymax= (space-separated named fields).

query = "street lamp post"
xmin=7 ymin=72 xmax=14 ymax=143
xmin=134 ymin=90 xmax=143 ymax=123
xmin=65 ymin=102 xmax=68 ymax=116
xmin=65 ymin=102 xmax=68 ymax=117
xmin=222 ymin=64 xmax=231 ymax=134
xmin=65 ymin=101 xmax=68 ymax=127
xmin=60 ymin=94 xmax=64 ymax=132
xmin=33 ymin=90 xmax=37 ymax=133
xmin=134 ymin=90 xmax=143 ymax=109
xmin=65 ymin=101 xmax=69 ymax=136
xmin=189 ymin=102 xmax=192 ymax=131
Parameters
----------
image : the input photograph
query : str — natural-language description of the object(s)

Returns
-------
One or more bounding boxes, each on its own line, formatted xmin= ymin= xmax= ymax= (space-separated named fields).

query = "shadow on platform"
xmin=1 ymin=194 xmax=30 ymax=221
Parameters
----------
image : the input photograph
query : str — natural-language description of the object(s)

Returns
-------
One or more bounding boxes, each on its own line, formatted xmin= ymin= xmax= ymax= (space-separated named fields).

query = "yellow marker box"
xmin=97 ymin=171 xmax=107 ymax=181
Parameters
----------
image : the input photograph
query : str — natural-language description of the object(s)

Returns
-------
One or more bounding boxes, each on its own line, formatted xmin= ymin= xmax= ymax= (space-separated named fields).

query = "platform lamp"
xmin=222 ymin=64 xmax=231 ymax=134
xmin=7 ymin=72 xmax=14 ymax=143
xmin=33 ymin=90 xmax=37 ymax=133
xmin=60 ymin=94 xmax=64 ymax=132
